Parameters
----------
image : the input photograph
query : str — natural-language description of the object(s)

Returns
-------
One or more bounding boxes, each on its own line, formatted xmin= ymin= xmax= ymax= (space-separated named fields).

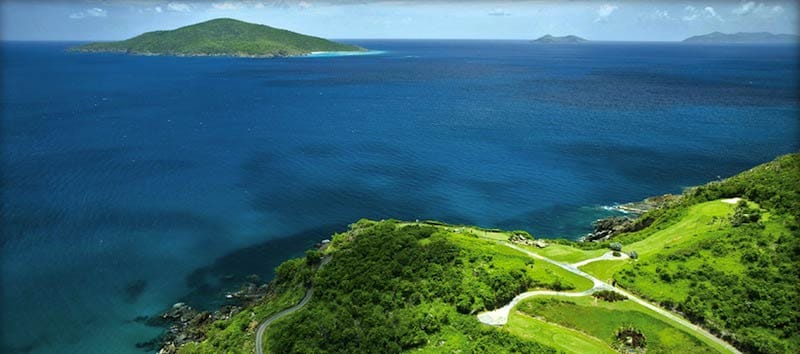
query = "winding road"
xmin=254 ymin=256 xmax=330 ymax=354
xmin=478 ymin=242 xmax=741 ymax=354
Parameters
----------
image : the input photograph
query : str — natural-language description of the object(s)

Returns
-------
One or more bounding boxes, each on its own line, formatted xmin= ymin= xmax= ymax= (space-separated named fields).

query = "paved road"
xmin=254 ymin=257 xmax=330 ymax=354
xmin=479 ymin=243 xmax=741 ymax=354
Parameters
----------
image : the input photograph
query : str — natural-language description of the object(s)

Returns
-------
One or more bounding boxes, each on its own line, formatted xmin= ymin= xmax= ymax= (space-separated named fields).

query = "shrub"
xmin=609 ymin=242 xmax=623 ymax=251
xmin=592 ymin=290 xmax=627 ymax=302
xmin=614 ymin=324 xmax=647 ymax=352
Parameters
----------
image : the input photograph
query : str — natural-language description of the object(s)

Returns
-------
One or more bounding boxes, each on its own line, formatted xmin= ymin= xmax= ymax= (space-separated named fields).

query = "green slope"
xmin=516 ymin=296 xmax=722 ymax=353
xmin=582 ymin=153 xmax=800 ymax=354
xmin=71 ymin=18 xmax=364 ymax=57
xmin=169 ymin=153 xmax=798 ymax=354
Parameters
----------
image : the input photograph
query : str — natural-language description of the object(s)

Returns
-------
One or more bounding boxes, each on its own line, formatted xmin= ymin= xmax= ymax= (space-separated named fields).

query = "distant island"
xmin=70 ymin=18 xmax=365 ymax=58
xmin=683 ymin=31 xmax=799 ymax=44
xmin=531 ymin=34 xmax=588 ymax=44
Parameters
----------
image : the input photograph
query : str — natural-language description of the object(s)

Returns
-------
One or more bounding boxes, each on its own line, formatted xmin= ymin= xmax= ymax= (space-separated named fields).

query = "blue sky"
xmin=1 ymin=1 xmax=797 ymax=41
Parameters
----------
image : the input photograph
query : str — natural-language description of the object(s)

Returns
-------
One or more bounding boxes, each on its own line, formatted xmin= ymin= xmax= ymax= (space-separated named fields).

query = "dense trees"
xmin=267 ymin=222 xmax=556 ymax=353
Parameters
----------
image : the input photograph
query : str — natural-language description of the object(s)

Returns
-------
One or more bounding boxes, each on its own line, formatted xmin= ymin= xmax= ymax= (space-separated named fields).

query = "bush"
xmin=305 ymin=250 xmax=321 ymax=265
xmin=593 ymin=290 xmax=627 ymax=302
xmin=614 ymin=324 xmax=647 ymax=351
xmin=612 ymin=251 xmax=621 ymax=257
xmin=609 ymin=242 xmax=623 ymax=252
xmin=628 ymin=250 xmax=639 ymax=259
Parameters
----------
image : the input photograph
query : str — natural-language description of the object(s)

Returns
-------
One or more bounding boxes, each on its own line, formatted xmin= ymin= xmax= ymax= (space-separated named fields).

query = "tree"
xmin=305 ymin=250 xmax=322 ymax=265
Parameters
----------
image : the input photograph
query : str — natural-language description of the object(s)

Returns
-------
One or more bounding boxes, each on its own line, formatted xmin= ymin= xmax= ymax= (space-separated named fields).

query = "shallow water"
xmin=1 ymin=40 xmax=798 ymax=353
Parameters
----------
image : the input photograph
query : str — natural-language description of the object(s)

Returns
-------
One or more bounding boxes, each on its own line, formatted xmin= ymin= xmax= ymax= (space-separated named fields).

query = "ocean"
xmin=1 ymin=40 xmax=797 ymax=353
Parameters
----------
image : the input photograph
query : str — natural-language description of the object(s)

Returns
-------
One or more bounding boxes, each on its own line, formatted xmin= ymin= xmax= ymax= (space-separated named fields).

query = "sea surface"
xmin=1 ymin=40 xmax=798 ymax=353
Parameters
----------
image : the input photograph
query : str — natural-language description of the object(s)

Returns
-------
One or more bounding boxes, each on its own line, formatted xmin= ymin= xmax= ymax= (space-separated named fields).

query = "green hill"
xmin=160 ymin=153 xmax=798 ymax=354
xmin=70 ymin=18 xmax=364 ymax=57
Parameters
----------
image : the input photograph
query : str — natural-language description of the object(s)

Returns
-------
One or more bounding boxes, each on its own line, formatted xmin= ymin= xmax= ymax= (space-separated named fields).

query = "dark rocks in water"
xmin=583 ymin=216 xmax=635 ymax=242
xmin=152 ymin=303 xmax=210 ymax=353
xmin=584 ymin=194 xmax=680 ymax=242
xmin=125 ymin=279 xmax=147 ymax=303
xmin=615 ymin=194 xmax=679 ymax=214
xmin=153 ymin=286 xmax=264 ymax=353
xmin=135 ymin=334 xmax=166 ymax=352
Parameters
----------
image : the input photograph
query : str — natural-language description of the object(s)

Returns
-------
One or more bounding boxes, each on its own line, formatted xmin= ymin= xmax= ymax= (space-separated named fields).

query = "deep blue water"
xmin=1 ymin=40 xmax=798 ymax=353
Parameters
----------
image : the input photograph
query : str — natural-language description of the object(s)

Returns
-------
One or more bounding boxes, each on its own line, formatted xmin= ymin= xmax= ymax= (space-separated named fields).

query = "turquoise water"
xmin=303 ymin=50 xmax=386 ymax=57
xmin=1 ymin=40 xmax=798 ymax=353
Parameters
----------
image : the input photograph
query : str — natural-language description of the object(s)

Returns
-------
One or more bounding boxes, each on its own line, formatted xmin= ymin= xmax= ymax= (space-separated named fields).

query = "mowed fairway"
xmin=449 ymin=232 xmax=595 ymax=291
xmin=505 ymin=311 xmax=615 ymax=353
xmin=580 ymin=200 xmax=735 ymax=281
xmin=515 ymin=296 xmax=726 ymax=353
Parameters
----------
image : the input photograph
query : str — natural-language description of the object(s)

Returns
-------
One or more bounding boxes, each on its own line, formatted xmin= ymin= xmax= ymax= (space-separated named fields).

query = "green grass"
xmin=505 ymin=311 xmax=615 ymax=353
xmin=516 ymin=296 xmax=727 ymax=353
xmin=580 ymin=200 xmax=733 ymax=281
xmin=621 ymin=200 xmax=734 ymax=258
xmin=521 ymin=243 xmax=607 ymax=263
xmin=448 ymin=232 xmax=594 ymax=292
xmin=579 ymin=260 xmax=628 ymax=283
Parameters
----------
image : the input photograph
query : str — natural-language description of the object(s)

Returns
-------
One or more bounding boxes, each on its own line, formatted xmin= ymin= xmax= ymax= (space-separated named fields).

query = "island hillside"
xmin=70 ymin=18 xmax=364 ymax=57
xmin=683 ymin=31 xmax=799 ymax=44
xmin=532 ymin=34 xmax=588 ymax=43
xmin=155 ymin=152 xmax=798 ymax=354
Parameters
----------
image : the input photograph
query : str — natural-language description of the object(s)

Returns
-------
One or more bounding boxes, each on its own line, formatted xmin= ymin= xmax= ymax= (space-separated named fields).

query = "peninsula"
xmin=532 ymin=34 xmax=589 ymax=43
xmin=70 ymin=18 xmax=365 ymax=57
xmin=156 ymin=153 xmax=799 ymax=354
xmin=683 ymin=31 xmax=799 ymax=44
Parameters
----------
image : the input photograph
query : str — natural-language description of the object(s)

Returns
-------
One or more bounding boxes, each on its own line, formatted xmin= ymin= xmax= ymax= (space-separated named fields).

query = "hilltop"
xmin=70 ymin=18 xmax=364 ymax=57
xmin=532 ymin=34 xmax=589 ymax=43
xmin=683 ymin=32 xmax=799 ymax=44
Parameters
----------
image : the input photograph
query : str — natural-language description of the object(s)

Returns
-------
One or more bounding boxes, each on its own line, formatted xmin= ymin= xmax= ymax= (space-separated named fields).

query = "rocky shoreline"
xmin=143 ymin=196 xmax=675 ymax=352
xmin=133 ymin=280 xmax=273 ymax=354
xmin=145 ymin=240 xmax=330 ymax=353
xmin=582 ymin=194 xmax=679 ymax=242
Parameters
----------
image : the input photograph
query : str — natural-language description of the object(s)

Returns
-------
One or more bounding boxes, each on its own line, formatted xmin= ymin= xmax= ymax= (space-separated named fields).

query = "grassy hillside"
xmin=583 ymin=153 xmax=800 ymax=353
xmin=71 ymin=18 xmax=364 ymax=57
xmin=516 ymin=296 xmax=721 ymax=353
xmin=171 ymin=153 xmax=797 ymax=354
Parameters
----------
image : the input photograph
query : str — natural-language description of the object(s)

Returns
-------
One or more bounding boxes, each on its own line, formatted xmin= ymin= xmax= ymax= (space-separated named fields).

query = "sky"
xmin=1 ymin=1 xmax=797 ymax=41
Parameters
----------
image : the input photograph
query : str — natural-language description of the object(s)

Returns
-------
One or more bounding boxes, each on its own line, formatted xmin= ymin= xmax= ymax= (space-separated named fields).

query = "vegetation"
xmin=593 ymin=290 xmax=627 ymax=302
xmin=613 ymin=324 xmax=647 ymax=353
xmin=516 ymin=296 xmax=722 ymax=353
xmin=505 ymin=312 xmax=616 ymax=353
xmin=71 ymin=18 xmax=364 ymax=57
xmin=177 ymin=257 xmax=315 ymax=354
xmin=264 ymin=221 xmax=560 ymax=353
xmin=592 ymin=153 xmax=800 ymax=353
xmin=177 ymin=153 xmax=798 ymax=354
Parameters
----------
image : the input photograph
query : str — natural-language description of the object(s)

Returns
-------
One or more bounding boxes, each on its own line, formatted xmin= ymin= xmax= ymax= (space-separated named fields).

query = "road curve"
xmin=485 ymin=243 xmax=741 ymax=354
xmin=254 ymin=256 xmax=330 ymax=354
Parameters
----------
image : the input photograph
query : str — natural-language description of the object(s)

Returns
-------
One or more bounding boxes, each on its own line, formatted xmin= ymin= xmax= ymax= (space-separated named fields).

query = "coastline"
xmin=67 ymin=48 xmax=377 ymax=59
